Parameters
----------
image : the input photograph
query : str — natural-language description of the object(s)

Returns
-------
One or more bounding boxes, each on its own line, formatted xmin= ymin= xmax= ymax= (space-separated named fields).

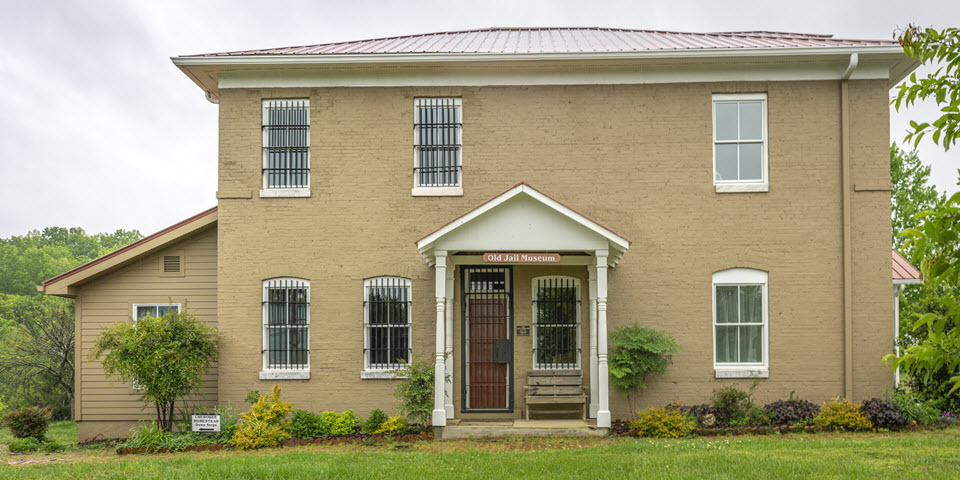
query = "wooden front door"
xmin=462 ymin=266 xmax=513 ymax=411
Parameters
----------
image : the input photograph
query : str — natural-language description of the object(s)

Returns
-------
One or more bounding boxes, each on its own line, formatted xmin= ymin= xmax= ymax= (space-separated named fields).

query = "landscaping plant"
xmin=609 ymin=326 xmax=681 ymax=411
xmin=7 ymin=437 xmax=41 ymax=453
xmin=891 ymin=389 xmax=942 ymax=426
xmin=814 ymin=398 xmax=873 ymax=431
xmin=88 ymin=308 xmax=221 ymax=431
xmin=629 ymin=407 xmax=697 ymax=438
xmin=362 ymin=408 xmax=388 ymax=434
xmin=711 ymin=382 xmax=773 ymax=426
xmin=328 ymin=410 xmax=361 ymax=435
xmin=286 ymin=410 xmax=326 ymax=439
xmin=860 ymin=398 xmax=907 ymax=429
xmin=2 ymin=406 xmax=51 ymax=441
xmin=391 ymin=357 xmax=436 ymax=425
xmin=764 ymin=392 xmax=820 ymax=425
xmin=231 ymin=385 xmax=294 ymax=450
xmin=373 ymin=415 xmax=407 ymax=435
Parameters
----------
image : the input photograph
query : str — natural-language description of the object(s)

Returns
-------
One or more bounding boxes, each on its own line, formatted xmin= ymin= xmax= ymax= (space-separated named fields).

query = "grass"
xmin=1 ymin=424 xmax=959 ymax=479
xmin=0 ymin=421 xmax=79 ymax=447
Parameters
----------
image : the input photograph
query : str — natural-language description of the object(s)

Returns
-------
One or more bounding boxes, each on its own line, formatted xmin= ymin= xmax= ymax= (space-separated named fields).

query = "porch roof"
xmin=416 ymin=182 xmax=630 ymax=266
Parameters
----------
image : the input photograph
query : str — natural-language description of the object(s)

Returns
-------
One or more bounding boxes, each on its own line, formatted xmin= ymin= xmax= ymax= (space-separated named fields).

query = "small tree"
xmin=609 ymin=326 xmax=681 ymax=412
xmin=391 ymin=356 xmax=436 ymax=425
xmin=88 ymin=308 xmax=220 ymax=431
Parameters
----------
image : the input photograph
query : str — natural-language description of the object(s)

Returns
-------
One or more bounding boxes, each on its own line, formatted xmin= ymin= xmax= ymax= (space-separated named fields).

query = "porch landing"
xmin=436 ymin=419 xmax=607 ymax=440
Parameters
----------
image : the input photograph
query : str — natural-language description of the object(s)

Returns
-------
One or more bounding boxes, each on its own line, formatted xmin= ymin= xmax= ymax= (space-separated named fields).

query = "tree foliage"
xmin=886 ymin=25 xmax=960 ymax=398
xmin=88 ymin=308 xmax=220 ymax=431
xmin=891 ymin=143 xmax=944 ymax=253
xmin=894 ymin=26 xmax=960 ymax=151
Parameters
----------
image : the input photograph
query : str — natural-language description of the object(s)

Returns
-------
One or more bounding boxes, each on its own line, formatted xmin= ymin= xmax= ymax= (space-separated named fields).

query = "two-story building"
xmin=40 ymin=27 xmax=921 ymax=439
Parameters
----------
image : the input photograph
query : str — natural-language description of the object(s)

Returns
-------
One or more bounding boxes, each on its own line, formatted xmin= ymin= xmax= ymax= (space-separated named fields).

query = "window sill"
xmin=260 ymin=370 xmax=310 ymax=380
xmin=412 ymin=186 xmax=463 ymax=197
xmin=714 ymin=367 xmax=769 ymax=379
xmin=260 ymin=188 xmax=311 ymax=198
xmin=360 ymin=371 xmax=408 ymax=380
xmin=715 ymin=183 xmax=768 ymax=193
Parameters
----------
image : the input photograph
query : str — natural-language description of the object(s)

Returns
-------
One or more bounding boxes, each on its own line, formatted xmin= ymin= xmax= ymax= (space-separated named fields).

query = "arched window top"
xmin=713 ymin=268 xmax=767 ymax=284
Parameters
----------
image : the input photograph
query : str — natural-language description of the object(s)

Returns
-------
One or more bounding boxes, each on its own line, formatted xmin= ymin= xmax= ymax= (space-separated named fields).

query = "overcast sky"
xmin=0 ymin=0 xmax=958 ymax=238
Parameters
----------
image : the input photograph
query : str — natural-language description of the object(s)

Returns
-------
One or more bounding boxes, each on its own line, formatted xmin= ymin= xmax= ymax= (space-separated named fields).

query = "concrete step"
xmin=437 ymin=420 xmax=607 ymax=439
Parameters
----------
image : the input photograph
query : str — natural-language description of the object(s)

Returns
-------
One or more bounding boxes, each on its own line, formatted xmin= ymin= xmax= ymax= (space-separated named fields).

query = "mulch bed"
xmin=611 ymin=420 xmax=955 ymax=438
xmin=115 ymin=430 xmax=434 ymax=455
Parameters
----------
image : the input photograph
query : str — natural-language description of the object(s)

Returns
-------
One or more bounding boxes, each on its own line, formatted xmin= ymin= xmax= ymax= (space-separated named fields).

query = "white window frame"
xmin=131 ymin=303 xmax=181 ymax=390
xmin=531 ymin=276 xmax=581 ymax=370
xmin=261 ymin=99 xmax=311 ymax=198
xmin=712 ymin=268 xmax=769 ymax=378
xmin=260 ymin=278 xmax=311 ymax=380
xmin=712 ymin=93 xmax=769 ymax=193
xmin=362 ymin=276 xmax=412 ymax=378
xmin=412 ymin=97 xmax=463 ymax=197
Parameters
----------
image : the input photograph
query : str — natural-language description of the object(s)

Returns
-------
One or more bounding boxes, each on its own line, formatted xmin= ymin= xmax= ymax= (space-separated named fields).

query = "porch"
xmin=415 ymin=183 xmax=631 ymax=435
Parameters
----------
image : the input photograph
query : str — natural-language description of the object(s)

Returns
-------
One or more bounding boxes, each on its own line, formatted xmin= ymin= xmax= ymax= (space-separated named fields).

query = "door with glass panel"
xmin=461 ymin=266 xmax=513 ymax=411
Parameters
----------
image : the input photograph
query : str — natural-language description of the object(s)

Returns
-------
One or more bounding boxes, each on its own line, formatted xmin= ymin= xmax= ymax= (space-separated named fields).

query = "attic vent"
xmin=163 ymin=255 xmax=182 ymax=273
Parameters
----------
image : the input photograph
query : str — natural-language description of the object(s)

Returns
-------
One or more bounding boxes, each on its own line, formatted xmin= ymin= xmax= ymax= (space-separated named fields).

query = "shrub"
xmin=362 ymin=408 xmax=389 ymax=434
xmin=41 ymin=440 xmax=64 ymax=453
xmin=329 ymin=410 xmax=361 ymax=435
xmin=231 ymin=385 xmax=294 ymax=450
xmin=860 ymin=398 xmax=906 ymax=429
xmin=629 ymin=407 xmax=697 ymax=438
xmin=392 ymin=357 xmax=436 ymax=425
xmin=665 ymin=403 xmax=726 ymax=427
xmin=374 ymin=415 xmax=407 ymax=435
xmin=8 ymin=437 xmax=40 ymax=453
xmin=286 ymin=410 xmax=326 ymax=439
xmin=122 ymin=421 xmax=171 ymax=449
xmin=764 ymin=396 xmax=820 ymax=425
xmin=214 ymin=405 xmax=241 ymax=444
xmin=2 ymin=406 xmax=52 ymax=441
xmin=891 ymin=389 xmax=942 ymax=426
xmin=712 ymin=383 xmax=773 ymax=426
xmin=814 ymin=398 xmax=873 ymax=431
xmin=245 ymin=390 xmax=260 ymax=405
xmin=609 ymin=326 xmax=681 ymax=411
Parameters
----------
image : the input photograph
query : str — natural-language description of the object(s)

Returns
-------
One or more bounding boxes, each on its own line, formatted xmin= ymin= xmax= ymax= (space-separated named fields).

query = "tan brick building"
xmin=40 ymin=28 xmax=922 ymax=439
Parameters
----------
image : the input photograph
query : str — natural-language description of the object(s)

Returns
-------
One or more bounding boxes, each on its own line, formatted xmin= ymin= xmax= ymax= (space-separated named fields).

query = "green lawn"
xmin=2 ymin=425 xmax=959 ymax=479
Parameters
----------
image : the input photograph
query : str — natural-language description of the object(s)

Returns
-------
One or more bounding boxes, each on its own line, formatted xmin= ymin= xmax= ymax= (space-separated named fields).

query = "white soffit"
xmin=416 ymin=183 xmax=630 ymax=266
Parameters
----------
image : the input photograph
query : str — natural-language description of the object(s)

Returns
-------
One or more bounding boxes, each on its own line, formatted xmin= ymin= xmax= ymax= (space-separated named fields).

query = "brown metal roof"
xmin=893 ymin=249 xmax=922 ymax=282
xmin=185 ymin=27 xmax=898 ymax=57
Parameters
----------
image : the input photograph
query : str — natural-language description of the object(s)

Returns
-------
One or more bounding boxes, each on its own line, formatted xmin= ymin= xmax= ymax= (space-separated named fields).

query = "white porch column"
xmin=444 ymin=267 xmax=455 ymax=418
xmin=595 ymin=250 xmax=611 ymax=428
xmin=432 ymin=251 xmax=447 ymax=427
xmin=588 ymin=266 xmax=599 ymax=418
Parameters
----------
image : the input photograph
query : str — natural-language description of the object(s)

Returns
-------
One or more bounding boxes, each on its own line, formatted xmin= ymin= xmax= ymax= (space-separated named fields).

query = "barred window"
xmin=414 ymin=98 xmax=461 ymax=188
xmin=262 ymin=278 xmax=310 ymax=370
xmin=263 ymin=99 xmax=310 ymax=190
xmin=532 ymin=277 xmax=581 ymax=369
xmin=363 ymin=277 xmax=412 ymax=370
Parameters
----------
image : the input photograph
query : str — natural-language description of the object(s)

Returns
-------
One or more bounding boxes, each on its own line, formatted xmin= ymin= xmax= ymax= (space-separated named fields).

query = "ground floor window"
xmin=363 ymin=276 xmax=412 ymax=370
xmin=131 ymin=303 xmax=181 ymax=389
xmin=713 ymin=268 xmax=768 ymax=369
xmin=532 ymin=276 xmax=581 ymax=369
xmin=262 ymin=278 xmax=310 ymax=370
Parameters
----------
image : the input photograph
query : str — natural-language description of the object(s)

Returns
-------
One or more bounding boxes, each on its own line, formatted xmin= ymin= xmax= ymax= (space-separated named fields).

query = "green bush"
xmin=329 ymin=410 xmax=361 ymax=435
xmin=2 ymin=406 xmax=52 ymax=441
xmin=814 ymin=398 xmax=873 ymax=431
xmin=609 ymin=326 xmax=681 ymax=411
xmin=8 ymin=437 xmax=40 ymax=453
xmin=374 ymin=415 xmax=407 ymax=435
xmin=392 ymin=357 xmax=436 ymax=425
xmin=362 ymin=409 xmax=389 ymax=434
xmin=213 ymin=405 xmax=241 ymax=444
xmin=891 ymin=389 xmax=942 ymax=425
xmin=712 ymin=383 xmax=773 ymax=426
xmin=629 ymin=407 xmax=697 ymax=438
xmin=41 ymin=440 xmax=64 ymax=453
xmin=231 ymin=385 xmax=294 ymax=450
xmin=121 ymin=421 xmax=171 ymax=449
xmin=287 ymin=410 xmax=326 ymax=438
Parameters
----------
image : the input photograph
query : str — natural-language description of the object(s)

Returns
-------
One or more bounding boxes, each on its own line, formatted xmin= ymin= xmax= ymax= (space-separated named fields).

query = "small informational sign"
xmin=191 ymin=414 xmax=221 ymax=433
xmin=516 ymin=325 xmax=531 ymax=336
xmin=483 ymin=253 xmax=560 ymax=264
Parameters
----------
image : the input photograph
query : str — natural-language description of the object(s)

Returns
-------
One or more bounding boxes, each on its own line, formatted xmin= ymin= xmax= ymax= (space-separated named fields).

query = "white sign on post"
xmin=191 ymin=414 xmax=221 ymax=433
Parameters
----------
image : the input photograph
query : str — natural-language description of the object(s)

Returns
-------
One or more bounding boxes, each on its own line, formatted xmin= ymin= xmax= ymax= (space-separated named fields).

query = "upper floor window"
xmin=363 ymin=277 xmax=412 ymax=373
xmin=532 ymin=276 xmax=581 ymax=370
xmin=413 ymin=98 xmax=462 ymax=196
xmin=712 ymin=268 xmax=769 ymax=378
xmin=262 ymin=99 xmax=310 ymax=198
xmin=713 ymin=94 xmax=768 ymax=193
xmin=262 ymin=278 xmax=310 ymax=377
